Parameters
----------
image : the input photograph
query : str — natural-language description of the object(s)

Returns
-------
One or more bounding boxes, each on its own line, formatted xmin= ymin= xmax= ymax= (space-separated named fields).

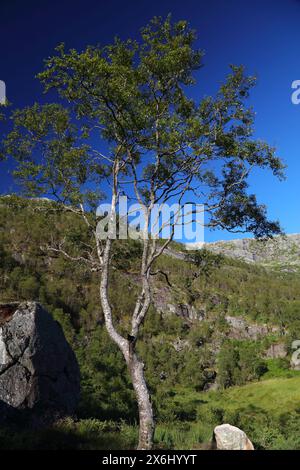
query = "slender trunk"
xmin=127 ymin=349 xmax=154 ymax=450
xmin=97 ymin=159 xmax=154 ymax=449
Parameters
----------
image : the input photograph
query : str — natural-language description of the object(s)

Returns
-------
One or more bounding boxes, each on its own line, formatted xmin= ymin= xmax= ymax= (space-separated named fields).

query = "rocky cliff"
xmin=187 ymin=234 xmax=300 ymax=271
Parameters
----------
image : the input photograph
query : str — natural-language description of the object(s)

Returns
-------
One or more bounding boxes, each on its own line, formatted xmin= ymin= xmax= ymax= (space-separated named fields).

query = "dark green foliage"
xmin=0 ymin=15 xmax=296 ymax=450
xmin=0 ymin=418 xmax=137 ymax=450
xmin=220 ymin=407 xmax=300 ymax=450
xmin=76 ymin=327 xmax=137 ymax=421
xmin=0 ymin=198 xmax=300 ymax=448
xmin=218 ymin=340 xmax=267 ymax=388
xmin=2 ymin=17 xmax=285 ymax=238
xmin=0 ymin=200 xmax=299 ymax=403
xmin=187 ymin=249 xmax=224 ymax=277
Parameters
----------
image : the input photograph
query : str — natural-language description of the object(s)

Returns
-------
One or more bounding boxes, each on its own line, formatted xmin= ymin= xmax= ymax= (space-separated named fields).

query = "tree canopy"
xmin=1 ymin=15 xmax=285 ymax=238
xmin=0 ymin=15 xmax=288 ymax=450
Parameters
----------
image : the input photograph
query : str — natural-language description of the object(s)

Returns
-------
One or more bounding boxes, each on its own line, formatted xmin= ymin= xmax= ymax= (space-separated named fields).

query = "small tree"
xmin=1 ymin=16 xmax=284 ymax=449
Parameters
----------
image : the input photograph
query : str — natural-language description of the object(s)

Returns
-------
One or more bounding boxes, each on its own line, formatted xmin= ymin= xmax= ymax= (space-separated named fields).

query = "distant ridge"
xmin=188 ymin=234 xmax=300 ymax=271
xmin=1 ymin=195 xmax=299 ymax=271
xmin=0 ymin=194 xmax=54 ymax=203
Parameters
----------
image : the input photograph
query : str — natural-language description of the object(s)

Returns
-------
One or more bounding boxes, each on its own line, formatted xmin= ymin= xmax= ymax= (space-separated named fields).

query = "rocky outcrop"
xmin=168 ymin=303 xmax=205 ymax=321
xmin=153 ymin=288 xmax=206 ymax=322
xmin=225 ymin=315 xmax=280 ymax=340
xmin=213 ymin=423 xmax=254 ymax=450
xmin=264 ymin=343 xmax=287 ymax=359
xmin=0 ymin=301 xmax=80 ymax=425
xmin=188 ymin=234 xmax=300 ymax=270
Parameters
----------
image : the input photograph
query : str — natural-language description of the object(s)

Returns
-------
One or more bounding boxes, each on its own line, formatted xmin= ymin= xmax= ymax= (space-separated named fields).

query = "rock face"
xmin=264 ymin=343 xmax=287 ymax=359
xmin=225 ymin=315 xmax=280 ymax=340
xmin=0 ymin=301 xmax=80 ymax=425
xmin=153 ymin=287 xmax=206 ymax=322
xmin=168 ymin=303 xmax=205 ymax=321
xmin=196 ymin=234 xmax=300 ymax=270
xmin=213 ymin=424 xmax=254 ymax=450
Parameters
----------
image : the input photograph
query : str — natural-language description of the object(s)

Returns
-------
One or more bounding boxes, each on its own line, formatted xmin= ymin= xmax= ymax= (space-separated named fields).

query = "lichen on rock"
xmin=0 ymin=301 xmax=80 ymax=425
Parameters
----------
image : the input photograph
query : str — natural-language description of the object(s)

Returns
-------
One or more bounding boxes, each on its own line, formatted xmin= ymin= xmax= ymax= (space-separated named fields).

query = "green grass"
xmin=1 ymin=200 xmax=300 ymax=450
xmin=154 ymin=421 xmax=212 ymax=449
xmin=203 ymin=375 xmax=300 ymax=414
xmin=262 ymin=358 xmax=300 ymax=379
xmin=154 ymin=375 xmax=300 ymax=449
xmin=1 ymin=376 xmax=300 ymax=450
xmin=0 ymin=418 xmax=138 ymax=450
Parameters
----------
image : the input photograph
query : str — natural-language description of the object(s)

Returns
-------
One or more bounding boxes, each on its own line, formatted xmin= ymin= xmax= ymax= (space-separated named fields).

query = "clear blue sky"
xmin=1 ymin=0 xmax=300 ymax=241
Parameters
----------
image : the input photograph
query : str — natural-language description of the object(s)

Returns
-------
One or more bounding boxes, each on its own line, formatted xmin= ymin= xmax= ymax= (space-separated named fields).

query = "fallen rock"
xmin=213 ymin=423 xmax=254 ymax=450
xmin=0 ymin=301 xmax=80 ymax=425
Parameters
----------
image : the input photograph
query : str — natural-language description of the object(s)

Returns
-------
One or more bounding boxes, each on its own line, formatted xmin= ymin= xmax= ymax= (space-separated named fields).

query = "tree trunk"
xmin=127 ymin=349 xmax=154 ymax=450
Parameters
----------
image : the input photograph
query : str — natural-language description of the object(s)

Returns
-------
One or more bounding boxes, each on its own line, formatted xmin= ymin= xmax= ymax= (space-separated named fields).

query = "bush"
xmin=218 ymin=340 xmax=267 ymax=388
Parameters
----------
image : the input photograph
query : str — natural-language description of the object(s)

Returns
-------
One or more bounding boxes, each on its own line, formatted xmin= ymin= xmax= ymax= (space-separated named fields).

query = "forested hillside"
xmin=1 ymin=196 xmax=300 ymax=449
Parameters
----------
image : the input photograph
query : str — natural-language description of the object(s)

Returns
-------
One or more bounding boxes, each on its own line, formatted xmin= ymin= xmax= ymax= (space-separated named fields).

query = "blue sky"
xmin=1 ymin=0 xmax=300 ymax=241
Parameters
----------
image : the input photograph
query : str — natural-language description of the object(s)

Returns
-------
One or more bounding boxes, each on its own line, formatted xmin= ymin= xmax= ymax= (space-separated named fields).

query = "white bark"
xmin=127 ymin=350 xmax=154 ymax=450
xmin=98 ymin=158 xmax=155 ymax=449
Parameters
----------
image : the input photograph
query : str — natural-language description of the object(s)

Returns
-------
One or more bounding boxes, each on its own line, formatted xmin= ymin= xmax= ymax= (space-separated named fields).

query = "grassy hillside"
xmin=1 ymin=376 xmax=299 ymax=450
xmin=1 ymin=196 xmax=300 ymax=449
xmin=153 ymin=375 xmax=300 ymax=449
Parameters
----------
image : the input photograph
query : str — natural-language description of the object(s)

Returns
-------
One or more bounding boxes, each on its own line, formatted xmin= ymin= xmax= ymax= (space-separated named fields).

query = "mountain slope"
xmin=188 ymin=234 xmax=300 ymax=271
xmin=1 ymin=196 xmax=300 ymax=449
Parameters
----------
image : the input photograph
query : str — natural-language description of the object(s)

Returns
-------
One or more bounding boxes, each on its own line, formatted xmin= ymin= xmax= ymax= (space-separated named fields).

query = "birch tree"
xmin=1 ymin=16 xmax=284 ymax=449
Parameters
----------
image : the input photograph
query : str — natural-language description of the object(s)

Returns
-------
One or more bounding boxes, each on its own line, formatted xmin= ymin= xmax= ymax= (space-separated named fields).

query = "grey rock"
xmin=291 ymin=358 xmax=300 ymax=370
xmin=169 ymin=303 xmax=204 ymax=322
xmin=290 ymin=342 xmax=300 ymax=370
xmin=189 ymin=234 xmax=300 ymax=271
xmin=205 ymin=234 xmax=300 ymax=272
xmin=264 ymin=343 xmax=287 ymax=359
xmin=0 ymin=302 xmax=80 ymax=424
xmin=213 ymin=423 xmax=254 ymax=450
xmin=153 ymin=287 xmax=205 ymax=323
xmin=225 ymin=315 xmax=279 ymax=340
xmin=202 ymin=369 xmax=218 ymax=392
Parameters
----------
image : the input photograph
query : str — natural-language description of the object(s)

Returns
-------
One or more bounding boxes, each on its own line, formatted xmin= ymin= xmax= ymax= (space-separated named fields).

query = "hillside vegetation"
xmin=0 ymin=196 xmax=300 ymax=449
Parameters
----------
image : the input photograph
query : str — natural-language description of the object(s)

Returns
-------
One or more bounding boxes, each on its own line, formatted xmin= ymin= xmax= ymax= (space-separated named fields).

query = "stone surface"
xmin=290 ymin=341 xmax=300 ymax=370
xmin=213 ymin=423 xmax=254 ymax=450
xmin=0 ymin=301 xmax=80 ymax=424
xmin=187 ymin=234 xmax=300 ymax=271
xmin=225 ymin=315 xmax=280 ymax=340
xmin=264 ymin=343 xmax=287 ymax=359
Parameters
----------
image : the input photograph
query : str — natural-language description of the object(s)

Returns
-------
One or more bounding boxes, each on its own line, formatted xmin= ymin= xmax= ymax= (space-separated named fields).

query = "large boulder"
xmin=0 ymin=301 xmax=80 ymax=425
xmin=213 ymin=424 xmax=254 ymax=450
